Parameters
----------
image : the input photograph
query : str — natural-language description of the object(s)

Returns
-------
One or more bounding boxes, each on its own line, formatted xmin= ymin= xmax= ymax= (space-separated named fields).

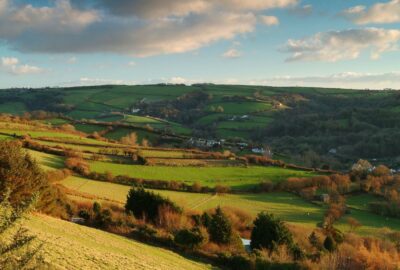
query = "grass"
xmin=336 ymin=209 xmax=400 ymax=237
xmin=0 ymin=128 xmax=80 ymax=139
xmin=207 ymin=102 xmax=272 ymax=114
xmin=74 ymin=123 xmax=107 ymax=134
xmin=61 ymin=176 xmax=324 ymax=227
xmin=40 ymin=118 xmax=70 ymax=126
xmin=27 ymin=214 xmax=216 ymax=270
xmin=335 ymin=193 xmax=400 ymax=237
xmin=346 ymin=194 xmax=383 ymax=211
xmin=27 ymin=149 xmax=65 ymax=171
xmin=89 ymin=161 xmax=317 ymax=190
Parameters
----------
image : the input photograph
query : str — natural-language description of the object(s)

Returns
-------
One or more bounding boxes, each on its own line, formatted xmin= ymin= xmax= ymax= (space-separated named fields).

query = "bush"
xmin=174 ymin=227 xmax=208 ymax=250
xmin=218 ymin=253 xmax=254 ymax=270
xmin=323 ymin=235 xmax=336 ymax=252
xmin=125 ymin=187 xmax=181 ymax=223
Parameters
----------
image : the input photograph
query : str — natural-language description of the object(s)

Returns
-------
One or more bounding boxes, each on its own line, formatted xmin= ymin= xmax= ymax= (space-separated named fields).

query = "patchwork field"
xmin=89 ymin=161 xmax=317 ymax=190
xmin=61 ymin=176 xmax=324 ymax=228
xmin=27 ymin=214 xmax=216 ymax=270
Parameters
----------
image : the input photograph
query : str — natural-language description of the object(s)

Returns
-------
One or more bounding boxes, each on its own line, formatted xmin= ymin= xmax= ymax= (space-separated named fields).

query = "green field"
xmin=207 ymin=102 xmax=272 ymax=114
xmin=336 ymin=209 xmax=400 ymax=237
xmin=62 ymin=176 xmax=324 ymax=227
xmin=39 ymin=118 xmax=70 ymax=126
xmin=89 ymin=161 xmax=317 ymax=189
xmin=27 ymin=214 xmax=216 ymax=270
xmin=74 ymin=123 xmax=107 ymax=134
xmin=336 ymin=194 xmax=400 ymax=236
xmin=28 ymin=149 xmax=65 ymax=171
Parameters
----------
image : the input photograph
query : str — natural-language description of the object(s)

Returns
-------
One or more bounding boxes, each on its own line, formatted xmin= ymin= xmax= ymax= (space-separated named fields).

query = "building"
xmin=320 ymin=194 xmax=330 ymax=203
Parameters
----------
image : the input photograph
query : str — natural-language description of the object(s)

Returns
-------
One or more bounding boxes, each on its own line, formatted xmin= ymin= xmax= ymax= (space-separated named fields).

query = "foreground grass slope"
xmin=28 ymin=214 xmax=216 ymax=270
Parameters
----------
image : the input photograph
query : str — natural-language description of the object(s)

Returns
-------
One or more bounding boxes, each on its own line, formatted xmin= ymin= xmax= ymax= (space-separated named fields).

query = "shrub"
xmin=218 ymin=253 xmax=254 ymax=270
xmin=323 ymin=235 xmax=336 ymax=252
xmin=208 ymin=207 xmax=233 ymax=244
xmin=174 ymin=227 xmax=208 ymax=250
xmin=125 ymin=187 xmax=181 ymax=223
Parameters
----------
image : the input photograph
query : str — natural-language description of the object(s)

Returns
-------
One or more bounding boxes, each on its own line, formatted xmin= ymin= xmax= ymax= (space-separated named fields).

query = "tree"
xmin=0 ymin=192 xmax=44 ymax=269
xmin=372 ymin=165 xmax=391 ymax=177
xmin=201 ymin=212 xmax=211 ymax=227
xmin=0 ymin=141 xmax=69 ymax=218
xmin=250 ymin=212 xmax=294 ymax=252
xmin=121 ymin=132 xmax=138 ymax=146
xmin=351 ymin=159 xmax=373 ymax=180
xmin=141 ymin=139 xmax=150 ymax=147
xmin=308 ymin=231 xmax=320 ymax=249
xmin=125 ymin=187 xmax=181 ymax=223
xmin=347 ymin=217 xmax=362 ymax=232
xmin=208 ymin=207 xmax=232 ymax=244
xmin=323 ymin=235 xmax=336 ymax=252
xmin=0 ymin=141 xmax=47 ymax=207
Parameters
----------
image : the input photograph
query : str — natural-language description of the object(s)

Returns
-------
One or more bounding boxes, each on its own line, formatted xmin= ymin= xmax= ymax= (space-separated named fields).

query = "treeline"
xmin=260 ymin=91 xmax=400 ymax=169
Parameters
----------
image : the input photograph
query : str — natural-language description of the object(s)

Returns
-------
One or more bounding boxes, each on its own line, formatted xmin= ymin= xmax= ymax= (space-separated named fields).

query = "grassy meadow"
xmin=89 ymin=161 xmax=317 ymax=190
xmin=61 ymin=176 xmax=324 ymax=228
xmin=27 ymin=214 xmax=216 ymax=270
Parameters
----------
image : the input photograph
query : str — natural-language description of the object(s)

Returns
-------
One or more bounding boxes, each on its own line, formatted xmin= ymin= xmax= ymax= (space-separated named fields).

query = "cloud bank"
xmin=1 ymin=57 xmax=43 ymax=75
xmin=283 ymin=28 xmax=400 ymax=62
xmin=0 ymin=0 xmax=296 ymax=57
xmin=249 ymin=72 xmax=400 ymax=89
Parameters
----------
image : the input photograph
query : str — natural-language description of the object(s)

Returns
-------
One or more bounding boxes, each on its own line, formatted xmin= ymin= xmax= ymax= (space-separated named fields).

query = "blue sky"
xmin=0 ymin=0 xmax=400 ymax=89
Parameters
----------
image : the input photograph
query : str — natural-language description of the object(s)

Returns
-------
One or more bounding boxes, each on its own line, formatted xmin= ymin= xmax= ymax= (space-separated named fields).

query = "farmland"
xmin=2 ymin=84 xmax=399 ymax=170
xmin=89 ymin=161 xmax=317 ymax=190
xmin=61 ymin=176 xmax=324 ymax=227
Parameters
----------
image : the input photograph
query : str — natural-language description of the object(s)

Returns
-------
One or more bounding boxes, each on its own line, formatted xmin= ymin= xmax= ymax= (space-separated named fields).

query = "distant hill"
xmin=1 ymin=84 xmax=399 ymax=169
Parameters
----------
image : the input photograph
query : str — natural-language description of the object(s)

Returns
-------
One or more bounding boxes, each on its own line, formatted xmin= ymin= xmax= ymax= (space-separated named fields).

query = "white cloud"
xmin=222 ymin=48 xmax=242 ymax=58
xmin=127 ymin=61 xmax=136 ymax=67
xmin=282 ymin=28 xmax=400 ymax=62
xmin=0 ymin=0 xmax=296 ymax=57
xmin=248 ymin=72 xmax=400 ymax=89
xmin=342 ymin=0 xmax=400 ymax=25
xmin=1 ymin=57 xmax=19 ymax=66
xmin=259 ymin=15 xmax=279 ymax=26
xmin=1 ymin=57 xmax=43 ymax=75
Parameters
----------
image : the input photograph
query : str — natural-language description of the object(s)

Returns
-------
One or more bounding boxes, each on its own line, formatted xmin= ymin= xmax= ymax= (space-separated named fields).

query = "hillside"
xmin=1 ymin=110 xmax=400 ymax=269
xmin=27 ymin=214 xmax=216 ymax=270
xmin=1 ymin=84 xmax=399 ymax=170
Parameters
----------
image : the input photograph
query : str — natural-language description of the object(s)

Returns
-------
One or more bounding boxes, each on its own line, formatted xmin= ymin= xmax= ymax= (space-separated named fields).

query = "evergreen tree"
xmin=208 ymin=207 xmax=232 ymax=244
xmin=0 ymin=192 xmax=44 ymax=269
xmin=323 ymin=235 xmax=336 ymax=252
xmin=250 ymin=212 xmax=293 ymax=252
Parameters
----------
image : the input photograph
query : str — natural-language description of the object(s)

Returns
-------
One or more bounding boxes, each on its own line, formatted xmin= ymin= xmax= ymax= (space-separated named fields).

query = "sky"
xmin=0 ymin=0 xmax=400 ymax=89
